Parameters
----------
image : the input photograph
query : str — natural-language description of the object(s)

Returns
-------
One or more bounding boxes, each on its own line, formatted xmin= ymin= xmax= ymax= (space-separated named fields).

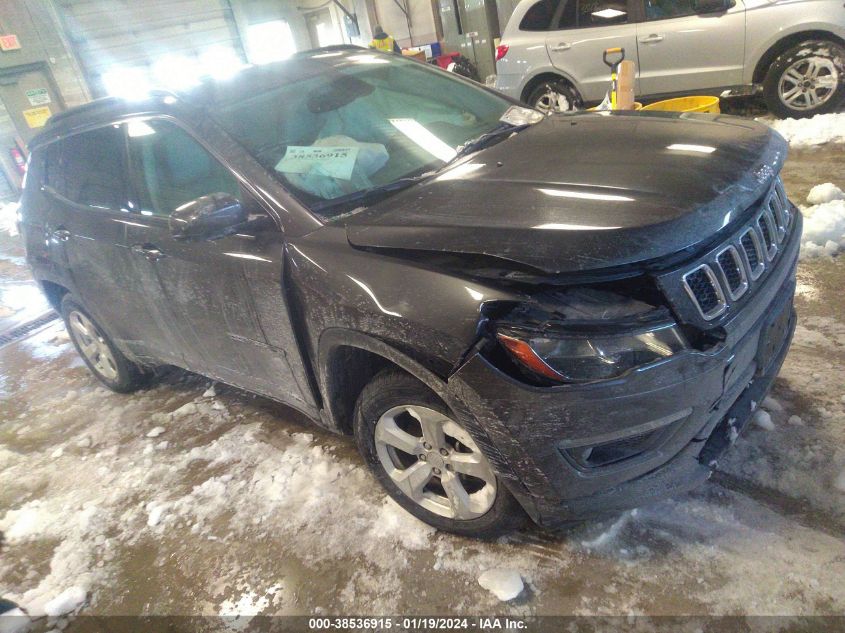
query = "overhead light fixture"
xmin=592 ymin=8 xmax=626 ymax=18
xmin=666 ymin=143 xmax=717 ymax=154
xmin=533 ymin=223 xmax=621 ymax=230
xmin=127 ymin=120 xmax=156 ymax=137
xmin=536 ymin=187 xmax=634 ymax=202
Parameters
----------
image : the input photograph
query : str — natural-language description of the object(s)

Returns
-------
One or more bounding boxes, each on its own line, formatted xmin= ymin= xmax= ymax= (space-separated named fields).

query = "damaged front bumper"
xmin=446 ymin=216 xmax=801 ymax=527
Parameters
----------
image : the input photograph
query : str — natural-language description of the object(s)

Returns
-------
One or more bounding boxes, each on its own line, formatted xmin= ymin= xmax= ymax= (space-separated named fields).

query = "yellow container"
xmin=588 ymin=102 xmax=643 ymax=111
xmin=641 ymin=96 xmax=720 ymax=114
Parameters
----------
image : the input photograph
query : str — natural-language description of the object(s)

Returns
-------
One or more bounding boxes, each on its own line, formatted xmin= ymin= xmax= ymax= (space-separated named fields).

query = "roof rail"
xmin=46 ymin=97 xmax=124 ymax=126
xmin=45 ymin=90 xmax=179 ymax=127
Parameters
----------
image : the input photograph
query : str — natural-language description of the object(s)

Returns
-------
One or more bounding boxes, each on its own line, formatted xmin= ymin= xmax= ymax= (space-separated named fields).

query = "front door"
xmin=545 ymin=0 xmax=640 ymax=103
xmin=635 ymin=0 xmax=746 ymax=96
xmin=122 ymin=118 xmax=316 ymax=412
xmin=41 ymin=123 xmax=182 ymax=365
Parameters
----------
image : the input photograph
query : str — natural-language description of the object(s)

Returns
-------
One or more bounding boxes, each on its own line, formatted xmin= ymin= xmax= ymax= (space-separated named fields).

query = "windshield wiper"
xmin=310 ymin=176 xmax=423 ymax=213
xmin=452 ymin=122 xmax=527 ymax=161
xmin=312 ymin=123 xmax=528 ymax=215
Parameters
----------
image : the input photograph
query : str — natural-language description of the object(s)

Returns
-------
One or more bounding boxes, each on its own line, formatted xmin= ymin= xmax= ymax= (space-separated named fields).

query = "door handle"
xmin=131 ymin=244 xmax=166 ymax=261
xmin=639 ymin=34 xmax=664 ymax=44
xmin=51 ymin=228 xmax=71 ymax=242
xmin=550 ymin=42 xmax=571 ymax=52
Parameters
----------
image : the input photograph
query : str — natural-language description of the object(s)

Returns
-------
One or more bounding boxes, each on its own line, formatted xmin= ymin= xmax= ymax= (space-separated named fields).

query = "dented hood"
xmin=345 ymin=112 xmax=787 ymax=274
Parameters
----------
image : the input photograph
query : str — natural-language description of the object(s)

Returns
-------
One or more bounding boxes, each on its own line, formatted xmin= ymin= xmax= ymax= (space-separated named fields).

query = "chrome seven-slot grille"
xmin=682 ymin=178 xmax=793 ymax=321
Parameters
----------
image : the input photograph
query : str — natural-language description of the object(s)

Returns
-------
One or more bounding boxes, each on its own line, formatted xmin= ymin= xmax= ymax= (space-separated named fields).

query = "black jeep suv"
xmin=19 ymin=46 xmax=800 ymax=536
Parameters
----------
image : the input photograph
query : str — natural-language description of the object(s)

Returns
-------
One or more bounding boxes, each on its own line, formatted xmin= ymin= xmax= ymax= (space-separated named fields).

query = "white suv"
xmin=494 ymin=0 xmax=845 ymax=118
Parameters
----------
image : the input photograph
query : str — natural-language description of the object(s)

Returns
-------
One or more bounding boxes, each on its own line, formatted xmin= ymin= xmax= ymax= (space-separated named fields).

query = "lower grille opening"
xmin=564 ymin=429 xmax=659 ymax=469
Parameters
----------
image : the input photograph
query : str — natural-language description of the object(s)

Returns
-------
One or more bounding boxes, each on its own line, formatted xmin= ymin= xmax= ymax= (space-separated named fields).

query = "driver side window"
xmin=126 ymin=119 xmax=240 ymax=217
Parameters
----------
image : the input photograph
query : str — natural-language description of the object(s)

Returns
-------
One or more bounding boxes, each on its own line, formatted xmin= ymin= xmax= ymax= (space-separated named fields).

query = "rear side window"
xmin=126 ymin=119 xmax=240 ymax=218
xmin=519 ymin=0 xmax=561 ymax=30
xmin=44 ymin=125 xmax=128 ymax=210
xmin=644 ymin=0 xmax=695 ymax=20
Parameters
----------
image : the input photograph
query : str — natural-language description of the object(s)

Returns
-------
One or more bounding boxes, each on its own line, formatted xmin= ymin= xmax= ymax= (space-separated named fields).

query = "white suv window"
xmin=574 ymin=0 xmax=629 ymax=27
xmin=644 ymin=0 xmax=696 ymax=20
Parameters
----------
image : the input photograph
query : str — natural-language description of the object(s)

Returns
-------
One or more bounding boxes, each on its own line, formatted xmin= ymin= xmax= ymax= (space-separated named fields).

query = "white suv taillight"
xmin=495 ymin=44 xmax=509 ymax=61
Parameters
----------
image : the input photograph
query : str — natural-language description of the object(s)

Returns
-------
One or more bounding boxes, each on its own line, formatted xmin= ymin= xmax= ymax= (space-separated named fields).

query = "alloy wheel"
xmin=68 ymin=310 xmax=119 ymax=381
xmin=778 ymin=57 xmax=839 ymax=111
xmin=534 ymin=86 xmax=574 ymax=114
xmin=374 ymin=405 xmax=497 ymax=520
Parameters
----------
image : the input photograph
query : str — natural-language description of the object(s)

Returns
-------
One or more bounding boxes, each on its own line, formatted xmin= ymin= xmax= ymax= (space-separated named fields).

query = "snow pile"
xmin=477 ymin=569 xmax=524 ymax=602
xmin=835 ymin=467 xmax=845 ymax=493
xmin=0 ymin=200 xmax=19 ymax=236
xmin=580 ymin=509 xmax=637 ymax=550
xmin=753 ymin=410 xmax=775 ymax=431
xmin=764 ymin=112 xmax=845 ymax=147
xmin=799 ymin=183 xmax=845 ymax=258
xmin=43 ymin=587 xmax=87 ymax=617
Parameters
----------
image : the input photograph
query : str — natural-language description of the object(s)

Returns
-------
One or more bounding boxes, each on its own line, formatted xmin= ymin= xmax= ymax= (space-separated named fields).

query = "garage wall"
xmin=0 ymin=102 xmax=19 ymax=199
xmin=54 ymin=0 xmax=246 ymax=96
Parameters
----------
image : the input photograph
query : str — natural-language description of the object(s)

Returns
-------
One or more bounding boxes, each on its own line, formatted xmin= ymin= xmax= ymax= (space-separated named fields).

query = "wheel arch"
xmin=318 ymin=328 xmax=455 ymax=435
xmin=40 ymin=279 xmax=69 ymax=312
xmin=519 ymin=70 xmax=581 ymax=104
xmin=752 ymin=30 xmax=845 ymax=85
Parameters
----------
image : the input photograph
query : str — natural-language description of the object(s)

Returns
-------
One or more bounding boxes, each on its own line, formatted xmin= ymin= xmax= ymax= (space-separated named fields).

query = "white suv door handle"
xmin=550 ymin=42 xmax=571 ymax=52
xmin=639 ymin=34 xmax=664 ymax=44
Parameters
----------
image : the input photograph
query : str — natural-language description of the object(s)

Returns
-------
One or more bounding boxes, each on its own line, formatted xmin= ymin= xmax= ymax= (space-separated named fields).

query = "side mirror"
xmin=693 ymin=0 xmax=731 ymax=13
xmin=169 ymin=193 xmax=246 ymax=241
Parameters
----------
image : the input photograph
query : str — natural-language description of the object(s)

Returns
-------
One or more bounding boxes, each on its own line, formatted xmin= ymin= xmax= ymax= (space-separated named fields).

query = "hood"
xmin=345 ymin=112 xmax=787 ymax=274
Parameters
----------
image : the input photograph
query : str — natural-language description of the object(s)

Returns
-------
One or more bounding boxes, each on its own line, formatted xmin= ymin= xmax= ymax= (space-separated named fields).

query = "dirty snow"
xmin=43 ymin=587 xmax=87 ymax=617
xmin=477 ymin=569 xmax=524 ymax=602
xmin=752 ymin=410 xmax=775 ymax=431
xmin=799 ymin=183 xmax=845 ymax=258
xmin=2 ymin=313 xmax=845 ymax=617
xmin=0 ymin=200 xmax=19 ymax=236
xmin=834 ymin=468 xmax=845 ymax=493
xmin=764 ymin=112 xmax=845 ymax=147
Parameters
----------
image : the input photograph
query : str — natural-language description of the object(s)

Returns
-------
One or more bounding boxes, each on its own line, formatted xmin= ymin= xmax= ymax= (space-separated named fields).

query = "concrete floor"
xmin=1 ymin=142 xmax=844 ymax=628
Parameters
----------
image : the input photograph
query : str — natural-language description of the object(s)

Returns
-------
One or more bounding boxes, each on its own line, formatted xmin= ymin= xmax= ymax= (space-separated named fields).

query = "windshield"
xmin=211 ymin=51 xmax=512 ymax=219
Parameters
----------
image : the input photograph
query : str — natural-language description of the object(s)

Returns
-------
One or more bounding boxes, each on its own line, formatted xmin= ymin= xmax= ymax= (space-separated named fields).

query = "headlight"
xmin=493 ymin=288 xmax=688 ymax=383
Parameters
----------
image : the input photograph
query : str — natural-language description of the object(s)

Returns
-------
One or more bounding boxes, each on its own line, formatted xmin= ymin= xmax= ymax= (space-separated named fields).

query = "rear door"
xmin=122 ymin=117 xmax=316 ymax=412
xmin=545 ymin=0 xmax=640 ymax=102
xmin=41 ymin=124 xmax=181 ymax=365
xmin=635 ymin=0 xmax=746 ymax=95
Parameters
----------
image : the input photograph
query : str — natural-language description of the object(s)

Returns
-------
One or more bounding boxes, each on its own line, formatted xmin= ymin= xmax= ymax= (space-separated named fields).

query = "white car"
xmin=494 ymin=0 xmax=845 ymax=118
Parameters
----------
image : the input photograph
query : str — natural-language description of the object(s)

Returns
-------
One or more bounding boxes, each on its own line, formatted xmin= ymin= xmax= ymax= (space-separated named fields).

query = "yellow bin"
xmin=588 ymin=102 xmax=643 ymax=111
xmin=641 ymin=96 xmax=720 ymax=114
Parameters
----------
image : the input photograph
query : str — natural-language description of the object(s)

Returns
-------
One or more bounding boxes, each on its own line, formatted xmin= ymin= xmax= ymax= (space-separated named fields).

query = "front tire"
xmin=763 ymin=39 xmax=845 ymax=119
xmin=354 ymin=369 xmax=525 ymax=538
xmin=61 ymin=295 xmax=148 ymax=393
xmin=526 ymin=78 xmax=583 ymax=114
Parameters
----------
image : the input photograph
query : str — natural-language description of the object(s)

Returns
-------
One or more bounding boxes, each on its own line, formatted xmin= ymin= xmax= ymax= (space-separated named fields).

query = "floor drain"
xmin=0 ymin=312 xmax=59 ymax=347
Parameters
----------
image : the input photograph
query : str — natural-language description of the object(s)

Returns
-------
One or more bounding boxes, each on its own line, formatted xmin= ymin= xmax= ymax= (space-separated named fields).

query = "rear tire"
xmin=526 ymin=77 xmax=583 ymax=114
xmin=61 ymin=294 xmax=148 ymax=393
xmin=354 ymin=369 xmax=526 ymax=538
xmin=763 ymin=39 xmax=845 ymax=119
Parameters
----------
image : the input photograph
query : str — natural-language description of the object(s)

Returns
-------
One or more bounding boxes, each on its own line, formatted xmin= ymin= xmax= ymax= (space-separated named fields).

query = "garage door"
xmin=55 ymin=0 xmax=245 ymax=96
